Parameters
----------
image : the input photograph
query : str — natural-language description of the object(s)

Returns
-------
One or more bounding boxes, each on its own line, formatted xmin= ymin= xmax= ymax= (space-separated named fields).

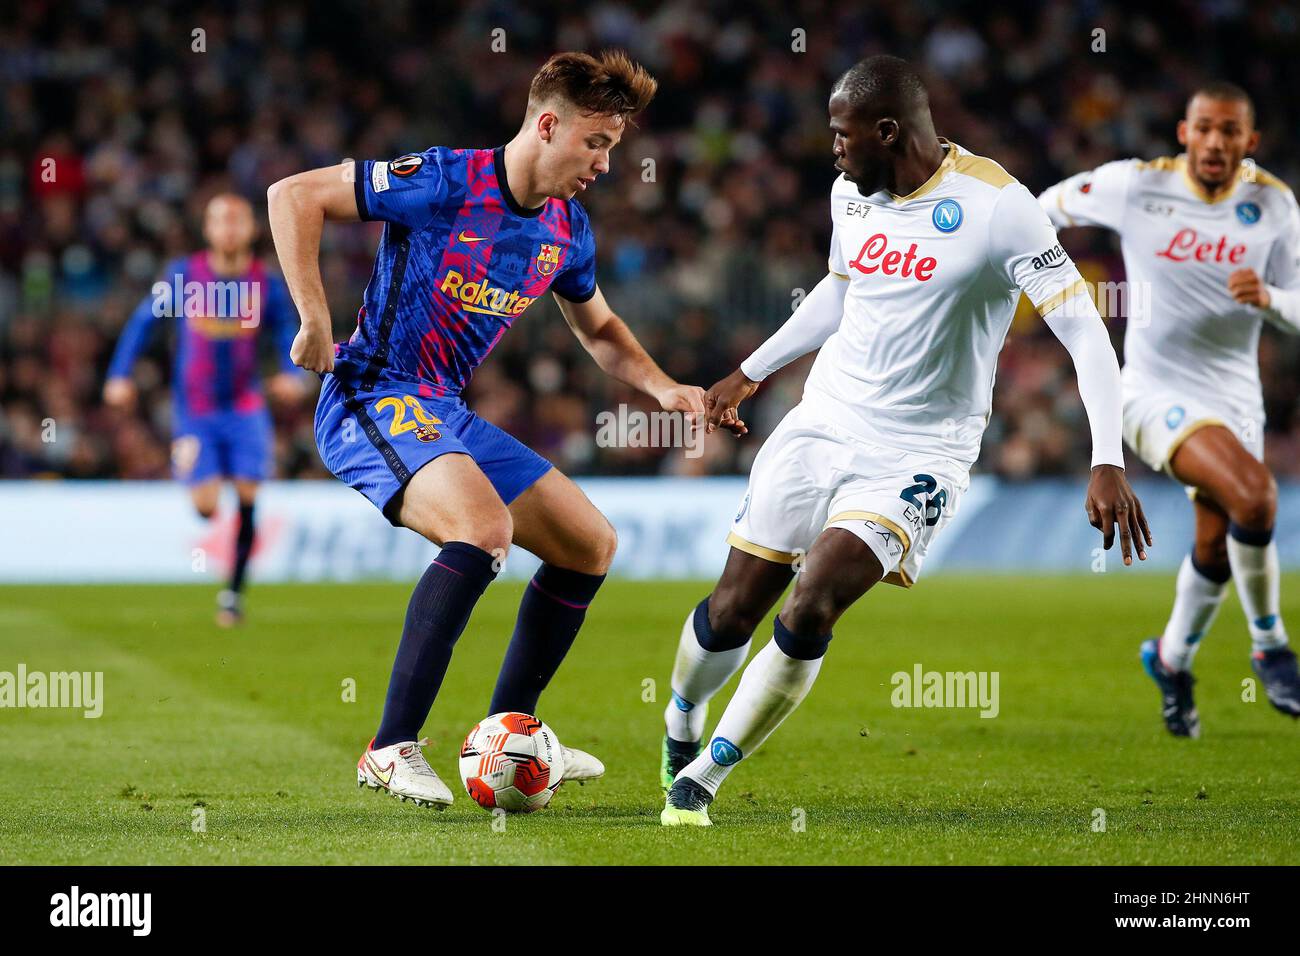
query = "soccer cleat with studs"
xmin=1252 ymin=646 xmax=1300 ymax=718
xmin=356 ymin=737 xmax=454 ymax=809
xmin=1141 ymin=638 xmax=1200 ymax=738
xmin=661 ymin=776 xmax=714 ymax=827
xmin=559 ymin=745 xmax=604 ymax=785
xmin=215 ymin=589 xmax=244 ymax=628
xmin=661 ymin=735 xmax=702 ymax=792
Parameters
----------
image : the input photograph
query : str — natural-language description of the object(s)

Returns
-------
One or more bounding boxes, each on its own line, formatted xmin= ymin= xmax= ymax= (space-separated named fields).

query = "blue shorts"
xmin=173 ymin=408 xmax=273 ymax=484
xmin=315 ymin=373 xmax=552 ymax=524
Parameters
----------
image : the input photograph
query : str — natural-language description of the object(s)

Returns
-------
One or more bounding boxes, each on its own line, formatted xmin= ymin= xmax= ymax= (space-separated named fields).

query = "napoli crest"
xmin=1236 ymin=201 xmax=1261 ymax=225
xmin=933 ymin=199 xmax=963 ymax=233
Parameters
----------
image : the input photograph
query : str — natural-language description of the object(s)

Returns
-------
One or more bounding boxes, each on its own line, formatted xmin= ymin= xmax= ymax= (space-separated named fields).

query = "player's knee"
xmin=422 ymin=505 xmax=512 ymax=555
xmin=779 ymin=587 xmax=840 ymax=640
xmin=586 ymin=518 xmax=618 ymax=574
xmin=1193 ymin=535 xmax=1229 ymax=574
xmin=1228 ymin=469 xmax=1277 ymax=530
xmin=706 ymin=589 xmax=767 ymax=645
xmin=461 ymin=510 xmax=513 ymax=556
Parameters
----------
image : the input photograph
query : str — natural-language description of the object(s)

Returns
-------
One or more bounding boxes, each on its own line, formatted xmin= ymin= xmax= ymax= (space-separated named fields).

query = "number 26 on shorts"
xmin=899 ymin=473 xmax=947 ymax=527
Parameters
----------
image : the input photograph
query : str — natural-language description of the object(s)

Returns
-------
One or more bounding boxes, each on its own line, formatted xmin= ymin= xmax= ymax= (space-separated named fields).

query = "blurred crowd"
xmin=3 ymin=0 xmax=1299 ymax=482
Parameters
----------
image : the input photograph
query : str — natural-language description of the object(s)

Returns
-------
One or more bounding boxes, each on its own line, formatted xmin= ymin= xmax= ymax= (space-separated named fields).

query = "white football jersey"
xmin=1040 ymin=155 xmax=1300 ymax=414
xmin=804 ymin=140 xmax=1091 ymax=468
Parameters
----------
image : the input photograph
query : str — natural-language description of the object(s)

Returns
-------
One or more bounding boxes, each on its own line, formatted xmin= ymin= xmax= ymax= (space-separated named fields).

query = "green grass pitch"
xmin=1 ymin=574 xmax=1297 ymax=865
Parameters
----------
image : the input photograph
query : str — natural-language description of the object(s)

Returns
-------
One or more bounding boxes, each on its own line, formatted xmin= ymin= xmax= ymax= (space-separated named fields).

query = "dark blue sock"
xmin=773 ymin=615 xmax=832 ymax=661
xmin=374 ymin=542 xmax=498 ymax=748
xmin=230 ymin=502 xmax=256 ymax=593
xmin=488 ymin=564 xmax=606 ymax=716
xmin=1229 ymin=522 xmax=1273 ymax=547
xmin=1191 ymin=549 xmax=1231 ymax=584
xmin=695 ymin=596 xmax=749 ymax=651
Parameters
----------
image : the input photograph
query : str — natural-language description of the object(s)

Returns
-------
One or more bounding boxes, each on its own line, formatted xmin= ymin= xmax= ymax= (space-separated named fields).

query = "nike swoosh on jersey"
xmin=458 ymin=232 xmax=487 ymax=243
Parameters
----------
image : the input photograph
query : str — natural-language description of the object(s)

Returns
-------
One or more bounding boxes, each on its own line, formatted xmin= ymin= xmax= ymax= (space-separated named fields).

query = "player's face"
xmin=829 ymin=92 xmax=889 ymax=195
xmin=203 ymin=196 xmax=256 ymax=256
xmin=541 ymin=108 xmax=624 ymax=199
xmin=1177 ymin=95 xmax=1259 ymax=189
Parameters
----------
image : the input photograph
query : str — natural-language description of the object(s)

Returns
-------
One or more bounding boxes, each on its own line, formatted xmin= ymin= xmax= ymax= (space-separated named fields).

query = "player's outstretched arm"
xmin=267 ymin=162 xmax=360 ymax=373
xmin=998 ymin=182 xmax=1150 ymax=564
xmin=1037 ymin=160 xmax=1134 ymax=233
xmin=554 ymin=286 xmax=707 ymax=421
xmin=1041 ymin=293 xmax=1152 ymax=565
xmin=702 ymin=270 xmax=849 ymax=435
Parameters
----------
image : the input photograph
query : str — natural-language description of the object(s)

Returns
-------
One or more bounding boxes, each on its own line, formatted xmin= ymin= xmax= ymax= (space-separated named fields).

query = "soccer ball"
xmin=458 ymin=712 xmax=565 ymax=813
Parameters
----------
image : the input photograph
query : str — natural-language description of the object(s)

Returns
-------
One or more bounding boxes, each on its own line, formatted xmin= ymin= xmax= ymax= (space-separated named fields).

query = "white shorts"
xmin=728 ymin=402 xmax=968 ymax=588
xmin=1122 ymin=382 xmax=1264 ymax=486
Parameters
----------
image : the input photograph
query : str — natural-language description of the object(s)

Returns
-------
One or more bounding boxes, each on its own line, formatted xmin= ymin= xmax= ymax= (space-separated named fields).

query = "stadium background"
xmin=2 ymin=0 xmax=1300 ymax=585
xmin=6 ymin=0 xmax=1300 ymax=482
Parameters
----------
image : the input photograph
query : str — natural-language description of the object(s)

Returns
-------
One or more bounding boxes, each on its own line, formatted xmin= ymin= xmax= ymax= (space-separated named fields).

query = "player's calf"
xmin=661 ymin=556 xmax=793 ymax=789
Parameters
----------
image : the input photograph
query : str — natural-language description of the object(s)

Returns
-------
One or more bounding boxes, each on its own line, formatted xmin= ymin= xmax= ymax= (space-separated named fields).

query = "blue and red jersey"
xmin=107 ymin=252 xmax=298 ymax=419
xmin=336 ymin=146 xmax=597 ymax=397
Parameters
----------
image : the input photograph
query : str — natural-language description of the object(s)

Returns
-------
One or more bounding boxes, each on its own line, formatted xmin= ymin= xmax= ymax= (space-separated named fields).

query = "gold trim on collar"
xmin=889 ymin=139 xmax=958 ymax=204
xmin=1176 ymin=154 xmax=1241 ymax=205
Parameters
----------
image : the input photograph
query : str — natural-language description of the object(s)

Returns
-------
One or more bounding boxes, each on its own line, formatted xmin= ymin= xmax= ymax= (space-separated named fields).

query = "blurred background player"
xmin=1040 ymin=83 xmax=1300 ymax=736
xmin=269 ymin=51 xmax=707 ymax=809
xmin=103 ymin=193 xmax=303 ymax=626
xmin=658 ymin=56 xmax=1150 ymax=826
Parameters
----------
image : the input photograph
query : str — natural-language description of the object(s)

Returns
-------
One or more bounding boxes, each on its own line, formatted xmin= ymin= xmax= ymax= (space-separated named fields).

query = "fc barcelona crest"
xmin=535 ymin=243 xmax=561 ymax=277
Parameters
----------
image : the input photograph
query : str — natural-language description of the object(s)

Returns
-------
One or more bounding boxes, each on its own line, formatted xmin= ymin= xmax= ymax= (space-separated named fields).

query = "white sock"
xmin=665 ymin=602 xmax=750 ymax=742
xmin=681 ymin=638 xmax=822 ymax=796
xmin=1159 ymin=555 xmax=1228 ymax=671
xmin=1227 ymin=531 xmax=1289 ymax=652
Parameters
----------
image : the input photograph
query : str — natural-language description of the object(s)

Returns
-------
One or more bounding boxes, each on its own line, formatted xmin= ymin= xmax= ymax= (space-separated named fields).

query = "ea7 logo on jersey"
xmin=389 ymin=154 xmax=423 ymax=177
xmin=1031 ymin=243 xmax=1067 ymax=270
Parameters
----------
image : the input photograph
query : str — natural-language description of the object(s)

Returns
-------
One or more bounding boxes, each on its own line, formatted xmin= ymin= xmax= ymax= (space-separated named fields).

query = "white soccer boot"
xmin=559 ymin=745 xmax=605 ymax=784
xmin=356 ymin=738 xmax=454 ymax=808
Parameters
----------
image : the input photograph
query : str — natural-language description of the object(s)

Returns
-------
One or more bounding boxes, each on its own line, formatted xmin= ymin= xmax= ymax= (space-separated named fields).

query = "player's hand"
xmin=704 ymin=368 xmax=758 ymax=436
xmin=1228 ymin=268 xmax=1271 ymax=308
xmin=267 ymin=371 xmax=304 ymax=406
xmin=1085 ymin=464 xmax=1152 ymax=566
xmin=291 ymin=321 xmax=335 ymax=373
xmin=103 ymin=378 xmax=137 ymax=412
xmin=655 ymin=382 xmax=708 ymax=437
